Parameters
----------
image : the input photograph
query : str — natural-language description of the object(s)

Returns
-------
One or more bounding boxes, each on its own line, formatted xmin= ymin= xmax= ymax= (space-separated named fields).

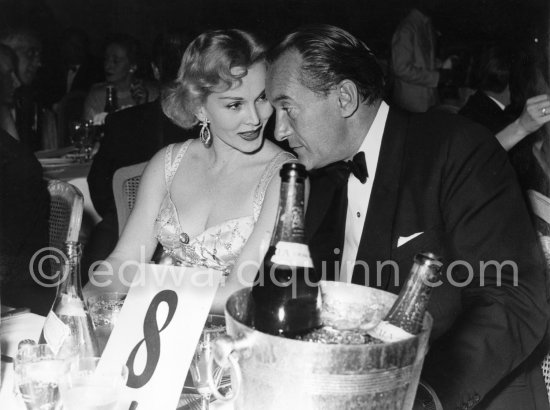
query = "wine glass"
xmin=189 ymin=315 xmax=226 ymax=410
xmin=80 ymin=121 xmax=97 ymax=162
xmin=68 ymin=121 xmax=87 ymax=162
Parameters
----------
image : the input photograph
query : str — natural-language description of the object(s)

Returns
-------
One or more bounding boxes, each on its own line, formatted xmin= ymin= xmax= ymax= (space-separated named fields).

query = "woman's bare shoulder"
xmin=261 ymin=139 xmax=294 ymax=161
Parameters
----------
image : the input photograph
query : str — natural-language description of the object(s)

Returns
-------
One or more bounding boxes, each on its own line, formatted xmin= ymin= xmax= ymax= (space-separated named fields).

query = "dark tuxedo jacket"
xmin=459 ymin=90 xmax=515 ymax=134
xmin=88 ymin=99 xmax=197 ymax=218
xmin=307 ymin=107 xmax=550 ymax=409
xmin=0 ymin=129 xmax=54 ymax=315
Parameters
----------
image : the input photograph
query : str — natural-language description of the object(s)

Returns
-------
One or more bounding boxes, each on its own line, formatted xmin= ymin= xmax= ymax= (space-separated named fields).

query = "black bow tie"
xmin=310 ymin=151 xmax=369 ymax=184
xmin=344 ymin=151 xmax=368 ymax=183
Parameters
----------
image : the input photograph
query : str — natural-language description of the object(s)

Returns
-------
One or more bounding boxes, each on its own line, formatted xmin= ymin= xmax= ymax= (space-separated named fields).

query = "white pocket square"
xmin=397 ymin=232 xmax=423 ymax=248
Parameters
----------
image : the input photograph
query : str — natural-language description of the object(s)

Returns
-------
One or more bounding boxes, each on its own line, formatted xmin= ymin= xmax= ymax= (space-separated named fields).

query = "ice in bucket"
xmin=215 ymin=281 xmax=433 ymax=410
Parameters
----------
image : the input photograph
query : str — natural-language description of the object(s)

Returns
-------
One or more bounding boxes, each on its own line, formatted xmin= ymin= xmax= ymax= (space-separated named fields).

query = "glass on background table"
xmin=68 ymin=120 xmax=101 ymax=163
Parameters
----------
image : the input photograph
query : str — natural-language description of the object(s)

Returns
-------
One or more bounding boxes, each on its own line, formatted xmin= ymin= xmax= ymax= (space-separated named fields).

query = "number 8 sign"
xmin=98 ymin=264 xmax=223 ymax=410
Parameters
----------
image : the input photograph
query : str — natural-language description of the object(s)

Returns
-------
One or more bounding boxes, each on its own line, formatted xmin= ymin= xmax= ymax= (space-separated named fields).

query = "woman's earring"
xmin=199 ymin=118 xmax=212 ymax=147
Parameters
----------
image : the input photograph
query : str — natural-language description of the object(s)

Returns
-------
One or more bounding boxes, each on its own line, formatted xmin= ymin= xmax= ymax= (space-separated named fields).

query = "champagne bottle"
xmin=368 ymin=252 xmax=442 ymax=342
xmin=39 ymin=242 xmax=100 ymax=358
xmin=104 ymin=85 xmax=118 ymax=114
xmin=251 ymin=163 xmax=322 ymax=337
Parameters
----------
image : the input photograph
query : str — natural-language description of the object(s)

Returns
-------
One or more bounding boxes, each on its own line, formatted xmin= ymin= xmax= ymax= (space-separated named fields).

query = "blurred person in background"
xmin=0 ymin=45 xmax=20 ymax=139
xmin=82 ymin=33 xmax=158 ymax=124
xmin=0 ymin=44 xmax=54 ymax=315
xmin=0 ymin=27 xmax=44 ymax=151
xmin=460 ymin=45 xmax=550 ymax=151
xmin=390 ymin=0 xmax=455 ymax=112
xmin=43 ymin=27 xmax=103 ymax=107
xmin=82 ymin=30 xmax=197 ymax=280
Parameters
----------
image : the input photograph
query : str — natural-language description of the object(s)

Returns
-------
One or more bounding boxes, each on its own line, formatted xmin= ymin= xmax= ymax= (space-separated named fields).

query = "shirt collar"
xmin=487 ymin=95 xmax=506 ymax=111
xmin=352 ymin=101 xmax=389 ymax=178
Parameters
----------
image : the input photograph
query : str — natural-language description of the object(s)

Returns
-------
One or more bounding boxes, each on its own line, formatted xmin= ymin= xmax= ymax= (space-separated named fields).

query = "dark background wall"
xmin=0 ymin=0 xmax=546 ymax=61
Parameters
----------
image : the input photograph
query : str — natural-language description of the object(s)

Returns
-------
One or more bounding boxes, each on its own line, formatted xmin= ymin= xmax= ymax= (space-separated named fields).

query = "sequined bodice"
xmin=154 ymin=141 xmax=294 ymax=274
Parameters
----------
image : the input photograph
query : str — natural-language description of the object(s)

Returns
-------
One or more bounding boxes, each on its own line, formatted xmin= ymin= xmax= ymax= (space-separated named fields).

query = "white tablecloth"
xmin=0 ymin=313 xmax=233 ymax=410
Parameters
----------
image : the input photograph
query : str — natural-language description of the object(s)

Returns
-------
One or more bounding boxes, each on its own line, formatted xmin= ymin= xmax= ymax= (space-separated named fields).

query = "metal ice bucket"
xmin=213 ymin=281 xmax=433 ymax=410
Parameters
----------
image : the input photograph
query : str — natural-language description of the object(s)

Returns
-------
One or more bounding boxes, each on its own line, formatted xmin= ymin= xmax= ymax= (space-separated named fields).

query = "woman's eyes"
xmin=227 ymin=102 xmax=242 ymax=110
xmin=226 ymin=94 xmax=268 ymax=111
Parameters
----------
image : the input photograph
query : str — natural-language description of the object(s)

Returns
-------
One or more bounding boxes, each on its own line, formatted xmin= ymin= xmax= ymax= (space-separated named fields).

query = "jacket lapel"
xmin=306 ymin=166 xmax=348 ymax=281
xmin=352 ymin=108 xmax=409 ymax=289
xmin=306 ymin=170 xmax=341 ymax=239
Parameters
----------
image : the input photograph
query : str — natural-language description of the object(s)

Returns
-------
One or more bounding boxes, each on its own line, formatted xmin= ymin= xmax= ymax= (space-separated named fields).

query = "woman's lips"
xmin=238 ymin=128 xmax=262 ymax=141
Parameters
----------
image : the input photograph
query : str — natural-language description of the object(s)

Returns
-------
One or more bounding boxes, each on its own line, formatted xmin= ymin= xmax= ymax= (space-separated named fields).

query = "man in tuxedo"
xmin=84 ymin=30 xmax=197 ymax=275
xmin=266 ymin=25 xmax=549 ymax=409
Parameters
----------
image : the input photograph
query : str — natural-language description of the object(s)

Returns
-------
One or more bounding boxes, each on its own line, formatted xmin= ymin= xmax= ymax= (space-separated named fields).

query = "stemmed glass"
xmin=189 ymin=315 xmax=227 ymax=410
xmin=69 ymin=120 xmax=95 ymax=162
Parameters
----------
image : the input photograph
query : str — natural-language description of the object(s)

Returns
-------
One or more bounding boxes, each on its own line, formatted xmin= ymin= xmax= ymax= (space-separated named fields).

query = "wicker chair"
xmin=112 ymin=162 xmax=147 ymax=235
xmin=48 ymin=180 xmax=84 ymax=246
xmin=527 ymin=189 xmax=550 ymax=402
xmin=48 ymin=180 xmax=84 ymax=274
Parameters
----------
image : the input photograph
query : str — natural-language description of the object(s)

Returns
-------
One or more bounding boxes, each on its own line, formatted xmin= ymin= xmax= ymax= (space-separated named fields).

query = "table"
xmin=0 ymin=313 xmax=233 ymax=410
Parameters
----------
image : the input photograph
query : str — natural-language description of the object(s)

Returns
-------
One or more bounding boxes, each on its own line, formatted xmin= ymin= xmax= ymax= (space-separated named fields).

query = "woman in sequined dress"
xmin=86 ymin=29 xmax=294 ymax=313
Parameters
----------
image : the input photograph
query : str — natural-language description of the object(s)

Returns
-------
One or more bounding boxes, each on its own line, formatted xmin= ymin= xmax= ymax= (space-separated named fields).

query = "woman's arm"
xmin=84 ymin=148 xmax=167 ymax=299
xmin=496 ymin=94 xmax=550 ymax=151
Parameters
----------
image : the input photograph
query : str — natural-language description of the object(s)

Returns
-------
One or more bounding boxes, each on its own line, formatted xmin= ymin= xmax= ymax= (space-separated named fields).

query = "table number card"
xmin=98 ymin=263 xmax=223 ymax=410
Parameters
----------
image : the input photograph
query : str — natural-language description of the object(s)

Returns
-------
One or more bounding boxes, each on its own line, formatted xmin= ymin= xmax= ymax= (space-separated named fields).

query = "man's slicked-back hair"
xmin=267 ymin=24 xmax=384 ymax=105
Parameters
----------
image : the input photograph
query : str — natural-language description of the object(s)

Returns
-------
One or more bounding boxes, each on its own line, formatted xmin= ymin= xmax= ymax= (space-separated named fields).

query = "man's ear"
xmin=337 ymin=80 xmax=359 ymax=118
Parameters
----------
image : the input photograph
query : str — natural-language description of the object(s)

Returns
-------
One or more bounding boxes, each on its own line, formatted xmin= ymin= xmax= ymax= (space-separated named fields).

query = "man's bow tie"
xmin=310 ymin=151 xmax=368 ymax=184
xmin=345 ymin=151 xmax=368 ymax=183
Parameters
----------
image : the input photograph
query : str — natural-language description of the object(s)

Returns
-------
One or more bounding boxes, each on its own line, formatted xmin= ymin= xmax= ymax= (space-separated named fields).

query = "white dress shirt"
xmin=487 ymin=95 xmax=506 ymax=111
xmin=339 ymin=101 xmax=389 ymax=283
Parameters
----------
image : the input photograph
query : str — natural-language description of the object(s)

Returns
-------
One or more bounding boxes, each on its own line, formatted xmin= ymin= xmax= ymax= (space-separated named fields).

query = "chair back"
xmin=48 ymin=180 xmax=84 ymax=249
xmin=527 ymin=189 xmax=550 ymax=402
xmin=113 ymin=162 xmax=147 ymax=235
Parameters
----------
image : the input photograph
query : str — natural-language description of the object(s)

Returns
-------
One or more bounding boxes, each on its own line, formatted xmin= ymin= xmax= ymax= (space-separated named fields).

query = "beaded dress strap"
xmin=252 ymin=151 xmax=296 ymax=221
xmin=164 ymin=140 xmax=192 ymax=189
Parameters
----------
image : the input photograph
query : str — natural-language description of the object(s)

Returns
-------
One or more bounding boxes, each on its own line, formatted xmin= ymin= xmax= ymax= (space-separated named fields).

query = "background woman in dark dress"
xmin=0 ymin=44 xmax=53 ymax=315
